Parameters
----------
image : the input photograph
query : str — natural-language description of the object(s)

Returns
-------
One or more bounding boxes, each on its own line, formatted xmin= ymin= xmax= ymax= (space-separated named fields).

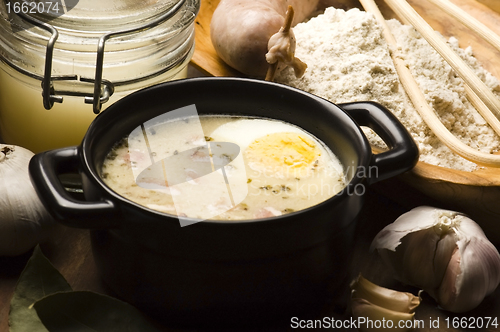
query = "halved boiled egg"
xmin=209 ymin=118 xmax=327 ymax=179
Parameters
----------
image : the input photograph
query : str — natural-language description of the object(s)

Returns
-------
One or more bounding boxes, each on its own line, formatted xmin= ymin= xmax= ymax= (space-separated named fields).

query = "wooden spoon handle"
xmin=381 ymin=0 xmax=500 ymax=137
xmin=426 ymin=0 xmax=500 ymax=53
xmin=384 ymin=0 xmax=500 ymax=124
xmin=425 ymin=1 xmax=500 ymax=135
xmin=359 ymin=0 xmax=500 ymax=167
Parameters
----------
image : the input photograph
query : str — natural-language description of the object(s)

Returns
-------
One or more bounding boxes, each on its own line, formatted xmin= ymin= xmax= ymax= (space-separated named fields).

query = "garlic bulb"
xmin=350 ymin=274 xmax=421 ymax=332
xmin=0 ymin=144 xmax=55 ymax=256
xmin=371 ymin=206 xmax=500 ymax=313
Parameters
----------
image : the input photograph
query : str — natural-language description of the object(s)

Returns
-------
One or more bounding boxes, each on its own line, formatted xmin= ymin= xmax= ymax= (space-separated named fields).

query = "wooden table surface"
xmin=1 ymin=176 xmax=499 ymax=331
xmin=2 ymin=0 xmax=500 ymax=329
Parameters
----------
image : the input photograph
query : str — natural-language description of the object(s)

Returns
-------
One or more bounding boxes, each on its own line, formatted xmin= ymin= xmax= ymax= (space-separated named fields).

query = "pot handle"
xmin=29 ymin=146 xmax=119 ymax=229
xmin=339 ymin=101 xmax=419 ymax=185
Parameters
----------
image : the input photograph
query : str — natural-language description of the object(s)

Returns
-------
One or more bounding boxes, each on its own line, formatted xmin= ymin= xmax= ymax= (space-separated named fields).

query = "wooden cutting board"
xmin=475 ymin=0 xmax=500 ymax=13
xmin=190 ymin=0 xmax=500 ymax=243
xmin=191 ymin=0 xmax=500 ymax=79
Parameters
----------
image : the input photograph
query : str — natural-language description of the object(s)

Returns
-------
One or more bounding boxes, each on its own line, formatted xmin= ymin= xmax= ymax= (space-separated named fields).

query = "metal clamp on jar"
xmin=0 ymin=0 xmax=200 ymax=152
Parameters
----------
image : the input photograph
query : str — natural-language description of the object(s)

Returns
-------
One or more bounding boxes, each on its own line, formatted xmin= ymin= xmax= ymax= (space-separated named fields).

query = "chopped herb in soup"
xmin=102 ymin=116 xmax=346 ymax=220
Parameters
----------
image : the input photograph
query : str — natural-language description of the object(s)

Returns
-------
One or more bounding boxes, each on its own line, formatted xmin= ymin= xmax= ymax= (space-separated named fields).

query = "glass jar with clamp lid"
xmin=0 ymin=0 xmax=200 ymax=152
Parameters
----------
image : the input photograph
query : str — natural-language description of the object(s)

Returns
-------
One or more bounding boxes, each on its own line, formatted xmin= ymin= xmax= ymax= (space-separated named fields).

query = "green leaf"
xmin=33 ymin=291 xmax=162 ymax=332
xmin=9 ymin=246 xmax=72 ymax=332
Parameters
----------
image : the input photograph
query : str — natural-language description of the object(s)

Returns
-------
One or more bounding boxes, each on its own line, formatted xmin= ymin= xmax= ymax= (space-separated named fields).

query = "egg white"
xmin=209 ymin=118 xmax=310 ymax=150
xmin=208 ymin=118 xmax=343 ymax=180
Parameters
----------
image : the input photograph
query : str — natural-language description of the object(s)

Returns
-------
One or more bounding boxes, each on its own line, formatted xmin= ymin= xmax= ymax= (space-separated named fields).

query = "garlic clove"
xmin=351 ymin=298 xmax=416 ymax=332
xmin=377 ymin=226 xmax=456 ymax=293
xmin=377 ymin=241 xmax=406 ymax=284
xmin=436 ymin=245 xmax=461 ymax=311
xmin=371 ymin=206 xmax=500 ymax=313
xmin=350 ymin=274 xmax=421 ymax=313
xmin=432 ymin=231 xmax=458 ymax=296
xmin=369 ymin=206 xmax=439 ymax=252
xmin=401 ymin=228 xmax=442 ymax=290
xmin=437 ymin=235 xmax=500 ymax=312
xmin=0 ymin=144 xmax=55 ymax=256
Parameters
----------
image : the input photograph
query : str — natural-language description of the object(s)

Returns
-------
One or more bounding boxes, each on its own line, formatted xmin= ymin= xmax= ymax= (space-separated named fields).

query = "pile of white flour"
xmin=276 ymin=7 xmax=500 ymax=171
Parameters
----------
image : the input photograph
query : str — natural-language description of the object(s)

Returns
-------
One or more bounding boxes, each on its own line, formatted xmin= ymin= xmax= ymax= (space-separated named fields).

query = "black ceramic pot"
xmin=29 ymin=77 xmax=418 ymax=328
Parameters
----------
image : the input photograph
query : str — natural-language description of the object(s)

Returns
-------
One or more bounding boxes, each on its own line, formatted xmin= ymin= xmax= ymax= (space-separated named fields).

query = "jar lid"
xmin=26 ymin=0 xmax=185 ymax=33
xmin=4 ymin=0 xmax=193 ymax=40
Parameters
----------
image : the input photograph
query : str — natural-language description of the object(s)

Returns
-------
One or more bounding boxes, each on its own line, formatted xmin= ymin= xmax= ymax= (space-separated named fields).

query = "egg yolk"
xmin=244 ymin=132 xmax=321 ymax=176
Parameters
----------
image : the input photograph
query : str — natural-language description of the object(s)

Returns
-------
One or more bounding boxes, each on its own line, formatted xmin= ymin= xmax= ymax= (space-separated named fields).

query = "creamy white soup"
xmin=101 ymin=115 xmax=346 ymax=220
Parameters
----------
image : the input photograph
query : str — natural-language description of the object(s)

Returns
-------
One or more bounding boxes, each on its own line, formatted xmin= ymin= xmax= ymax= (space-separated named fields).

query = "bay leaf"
xmin=33 ymin=291 xmax=162 ymax=332
xmin=9 ymin=245 xmax=72 ymax=332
